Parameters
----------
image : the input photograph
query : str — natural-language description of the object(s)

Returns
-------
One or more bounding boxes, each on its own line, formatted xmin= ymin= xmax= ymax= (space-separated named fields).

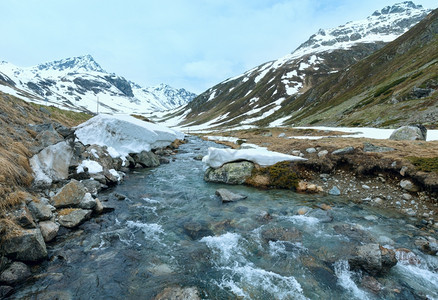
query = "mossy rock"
xmin=247 ymin=161 xmax=301 ymax=190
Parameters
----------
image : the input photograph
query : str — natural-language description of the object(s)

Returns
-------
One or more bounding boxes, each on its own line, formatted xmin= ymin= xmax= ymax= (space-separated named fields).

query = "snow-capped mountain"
xmin=175 ymin=1 xmax=431 ymax=130
xmin=0 ymin=55 xmax=196 ymax=114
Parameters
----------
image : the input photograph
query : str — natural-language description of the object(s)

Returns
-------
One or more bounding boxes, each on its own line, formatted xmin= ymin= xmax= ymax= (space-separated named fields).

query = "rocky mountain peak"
xmin=291 ymin=1 xmax=430 ymax=59
xmin=36 ymin=54 xmax=105 ymax=73
xmin=373 ymin=1 xmax=423 ymax=16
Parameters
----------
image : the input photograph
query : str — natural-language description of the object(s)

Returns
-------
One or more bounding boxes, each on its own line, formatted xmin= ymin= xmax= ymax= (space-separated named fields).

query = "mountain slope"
xmin=0 ymin=55 xmax=196 ymax=114
xmin=172 ymin=1 xmax=431 ymax=129
xmin=270 ymin=7 xmax=438 ymax=128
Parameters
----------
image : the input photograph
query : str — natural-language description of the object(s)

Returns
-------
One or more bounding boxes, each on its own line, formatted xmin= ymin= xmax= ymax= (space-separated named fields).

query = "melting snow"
xmin=202 ymin=147 xmax=306 ymax=168
xmin=75 ymin=114 xmax=184 ymax=157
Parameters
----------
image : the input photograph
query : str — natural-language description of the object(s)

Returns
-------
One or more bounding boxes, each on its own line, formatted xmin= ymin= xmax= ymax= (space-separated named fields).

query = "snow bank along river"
xmin=13 ymin=136 xmax=438 ymax=299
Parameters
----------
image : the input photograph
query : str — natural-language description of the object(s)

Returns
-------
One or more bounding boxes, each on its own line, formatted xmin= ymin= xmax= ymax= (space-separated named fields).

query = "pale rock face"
xmin=30 ymin=141 xmax=73 ymax=185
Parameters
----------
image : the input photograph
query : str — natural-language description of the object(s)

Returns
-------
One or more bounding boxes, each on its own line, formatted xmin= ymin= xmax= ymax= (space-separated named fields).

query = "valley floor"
xmin=201 ymin=127 xmax=438 ymax=227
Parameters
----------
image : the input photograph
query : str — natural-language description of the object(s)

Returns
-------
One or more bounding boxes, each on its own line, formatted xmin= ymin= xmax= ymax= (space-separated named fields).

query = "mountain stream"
xmin=10 ymin=137 xmax=438 ymax=299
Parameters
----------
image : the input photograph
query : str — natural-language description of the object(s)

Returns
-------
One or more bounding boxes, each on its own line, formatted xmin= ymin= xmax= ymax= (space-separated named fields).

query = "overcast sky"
xmin=1 ymin=1 xmax=436 ymax=94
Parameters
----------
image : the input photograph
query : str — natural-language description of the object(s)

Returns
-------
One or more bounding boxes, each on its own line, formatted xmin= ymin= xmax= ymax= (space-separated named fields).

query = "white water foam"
xmin=126 ymin=220 xmax=164 ymax=244
xmin=201 ymin=232 xmax=307 ymax=299
xmin=394 ymin=263 xmax=438 ymax=299
xmin=142 ymin=197 xmax=161 ymax=204
xmin=282 ymin=215 xmax=320 ymax=226
xmin=334 ymin=260 xmax=370 ymax=300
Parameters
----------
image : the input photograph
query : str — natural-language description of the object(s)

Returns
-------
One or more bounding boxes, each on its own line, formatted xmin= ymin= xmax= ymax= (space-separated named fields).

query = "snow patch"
xmin=75 ymin=114 xmax=184 ymax=157
xmin=202 ymin=147 xmax=306 ymax=169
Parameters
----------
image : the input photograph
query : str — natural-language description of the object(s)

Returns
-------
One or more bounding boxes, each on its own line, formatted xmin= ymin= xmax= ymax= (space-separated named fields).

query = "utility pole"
xmin=96 ymin=96 xmax=99 ymax=114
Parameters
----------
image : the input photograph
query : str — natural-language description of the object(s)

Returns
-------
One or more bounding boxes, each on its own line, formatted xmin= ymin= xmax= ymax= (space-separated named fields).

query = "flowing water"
xmin=10 ymin=137 xmax=438 ymax=299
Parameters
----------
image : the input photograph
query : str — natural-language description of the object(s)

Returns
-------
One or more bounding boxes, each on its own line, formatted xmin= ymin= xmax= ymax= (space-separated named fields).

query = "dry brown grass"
xmin=204 ymin=128 xmax=438 ymax=170
xmin=58 ymin=208 xmax=78 ymax=216
xmin=0 ymin=92 xmax=91 ymax=212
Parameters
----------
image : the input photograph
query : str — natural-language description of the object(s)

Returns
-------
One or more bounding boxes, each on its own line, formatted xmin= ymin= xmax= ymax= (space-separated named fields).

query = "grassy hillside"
xmin=269 ymin=8 xmax=438 ymax=128
xmin=0 ymin=92 xmax=91 ymax=212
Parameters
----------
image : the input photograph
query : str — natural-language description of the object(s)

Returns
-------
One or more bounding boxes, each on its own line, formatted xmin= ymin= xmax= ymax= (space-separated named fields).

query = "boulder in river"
xmin=389 ymin=125 xmax=427 ymax=141
xmin=1 ymin=228 xmax=47 ymax=262
xmin=348 ymin=244 xmax=397 ymax=275
xmin=215 ymin=188 xmax=247 ymax=203
xmin=131 ymin=151 xmax=160 ymax=168
xmin=261 ymin=226 xmax=301 ymax=243
xmin=204 ymin=161 xmax=254 ymax=185
xmin=154 ymin=286 xmax=200 ymax=300
xmin=0 ymin=262 xmax=31 ymax=286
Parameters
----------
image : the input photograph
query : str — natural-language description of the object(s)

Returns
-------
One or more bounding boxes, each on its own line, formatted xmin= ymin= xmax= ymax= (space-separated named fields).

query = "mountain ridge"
xmin=168 ymin=1 xmax=432 ymax=130
xmin=0 ymin=55 xmax=196 ymax=114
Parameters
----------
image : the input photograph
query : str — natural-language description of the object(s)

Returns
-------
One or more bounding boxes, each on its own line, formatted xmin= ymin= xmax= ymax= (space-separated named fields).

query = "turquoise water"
xmin=10 ymin=137 xmax=438 ymax=299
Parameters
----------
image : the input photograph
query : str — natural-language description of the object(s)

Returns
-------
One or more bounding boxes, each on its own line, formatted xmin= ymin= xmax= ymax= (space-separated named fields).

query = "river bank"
xmin=5 ymin=135 xmax=438 ymax=299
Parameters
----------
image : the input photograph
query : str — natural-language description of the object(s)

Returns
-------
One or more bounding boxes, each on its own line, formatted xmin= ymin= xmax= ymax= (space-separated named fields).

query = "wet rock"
xmin=10 ymin=204 xmax=36 ymax=229
xmin=154 ymin=286 xmax=200 ymax=300
xmin=308 ymin=209 xmax=333 ymax=223
xmin=395 ymin=248 xmax=421 ymax=265
xmin=297 ymin=207 xmax=311 ymax=215
xmin=333 ymin=224 xmax=375 ymax=243
xmin=193 ymin=154 xmax=204 ymax=161
xmin=0 ymin=257 xmax=10 ymax=274
xmin=215 ymin=188 xmax=247 ymax=203
xmin=389 ymin=125 xmax=427 ymax=141
xmin=103 ymin=169 xmax=123 ymax=185
xmin=79 ymin=193 xmax=97 ymax=209
xmin=1 ymin=228 xmax=47 ymax=262
xmin=234 ymin=206 xmax=248 ymax=214
xmin=361 ymin=276 xmax=382 ymax=293
xmin=328 ymin=186 xmax=341 ymax=196
xmin=131 ymin=151 xmax=160 ymax=168
xmin=159 ymin=157 xmax=170 ymax=164
xmin=332 ymin=146 xmax=354 ymax=155
xmin=94 ymin=198 xmax=104 ymax=214
xmin=400 ymin=179 xmax=419 ymax=192
xmin=256 ymin=211 xmax=272 ymax=223
xmin=51 ymin=179 xmax=87 ymax=208
xmin=0 ymin=286 xmax=13 ymax=298
xmin=319 ymin=203 xmax=332 ymax=211
xmin=414 ymin=236 xmax=438 ymax=255
xmin=183 ymin=221 xmax=213 ymax=240
xmin=363 ymin=142 xmax=394 ymax=153
xmin=348 ymin=244 xmax=397 ymax=275
xmin=261 ymin=227 xmax=301 ymax=243
xmin=204 ymin=161 xmax=254 ymax=185
xmin=28 ymin=201 xmax=53 ymax=221
xmin=0 ymin=262 xmax=31 ymax=285
xmin=39 ymin=221 xmax=60 ymax=242
xmin=114 ymin=192 xmax=127 ymax=200
xmin=81 ymin=179 xmax=103 ymax=195
xmin=58 ymin=209 xmax=92 ymax=228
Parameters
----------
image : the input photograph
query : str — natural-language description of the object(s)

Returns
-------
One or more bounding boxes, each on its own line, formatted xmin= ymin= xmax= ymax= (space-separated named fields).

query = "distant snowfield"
xmin=293 ymin=126 xmax=438 ymax=141
xmin=173 ymin=123 xmax=438 ymax=142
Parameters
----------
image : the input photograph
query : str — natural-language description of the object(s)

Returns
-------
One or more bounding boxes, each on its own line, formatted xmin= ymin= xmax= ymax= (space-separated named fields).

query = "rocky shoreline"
xmin=0 ymin=118 xmax=183 ymax=299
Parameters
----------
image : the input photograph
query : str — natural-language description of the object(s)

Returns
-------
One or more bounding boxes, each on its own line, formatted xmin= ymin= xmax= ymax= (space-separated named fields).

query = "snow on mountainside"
xmin=176 ymin=1 xmax=431 ymax=130
xmin=0 ymin=55 xmax=196 ymax=114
